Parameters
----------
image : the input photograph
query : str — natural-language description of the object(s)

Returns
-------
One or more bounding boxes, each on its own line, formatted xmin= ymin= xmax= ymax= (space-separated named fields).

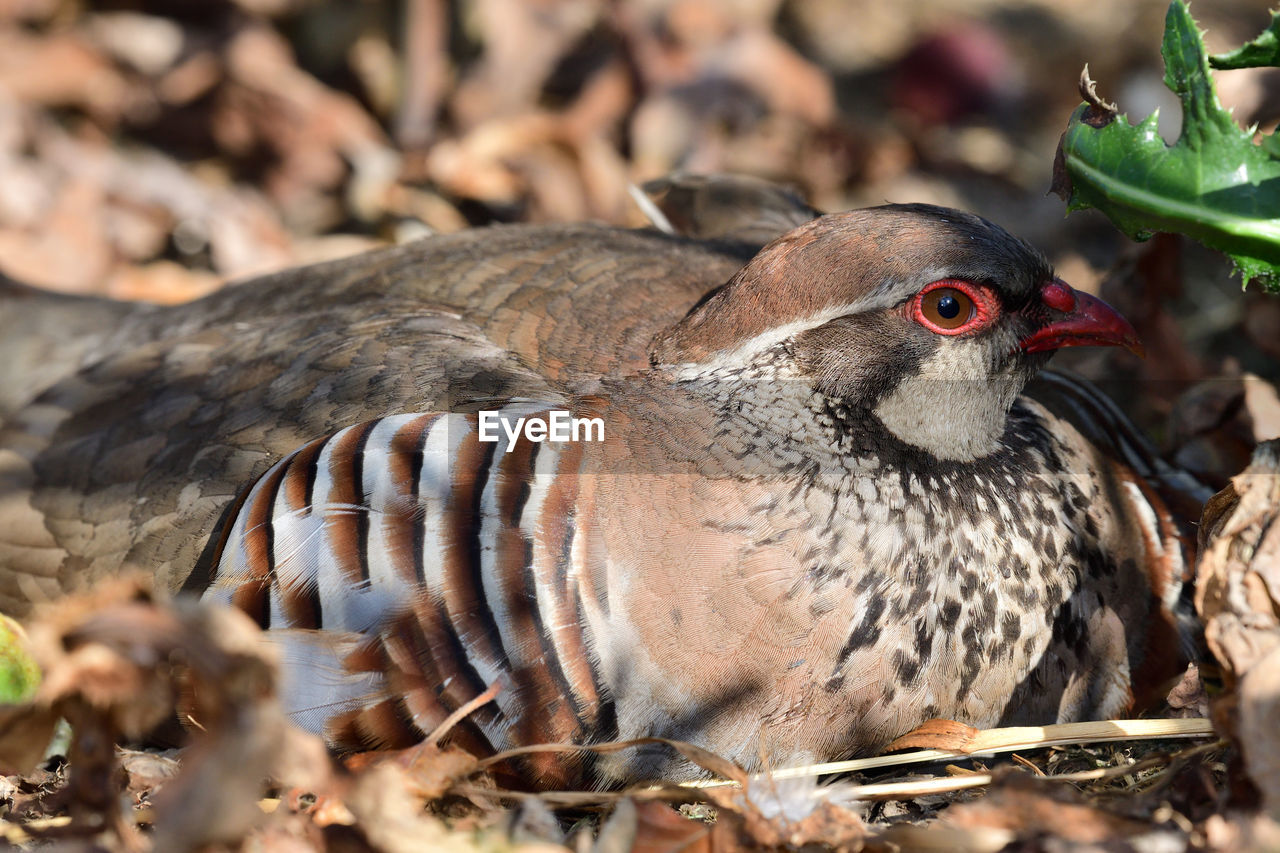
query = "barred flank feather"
xmin=203 ymin=408 xmax=610 ymax=786
xmin=1026 ymin=371 xmax=1208 ymax=683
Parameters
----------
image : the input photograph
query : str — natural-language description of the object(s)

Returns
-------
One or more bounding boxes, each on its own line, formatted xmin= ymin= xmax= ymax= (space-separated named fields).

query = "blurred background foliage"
xmin=0 ymin=0 xmax=1277 ymax=479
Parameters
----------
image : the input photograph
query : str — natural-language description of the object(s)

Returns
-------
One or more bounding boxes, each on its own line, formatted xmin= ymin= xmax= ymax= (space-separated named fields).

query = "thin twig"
xmin=425 ymin=681 xmax=501 ymax=745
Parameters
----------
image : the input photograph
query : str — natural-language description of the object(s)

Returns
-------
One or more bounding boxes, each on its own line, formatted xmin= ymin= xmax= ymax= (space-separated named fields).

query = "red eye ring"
xmin=911 ymin=279 xmax=996 ymax=335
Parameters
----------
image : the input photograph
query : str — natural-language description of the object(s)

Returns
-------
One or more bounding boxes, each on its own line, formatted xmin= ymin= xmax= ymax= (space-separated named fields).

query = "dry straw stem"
xmin=0 ymin=815 xmax=73 ymax=845
xmin=796 ymin=739 xmax=1225 ymax=802
xmin=681 ymin=717 xmax=1218 ymax=789
xmin=459 ymin=718 xmax=1218 ymax=806
xmin=453 ymin=727 xmax=1222 ymax=808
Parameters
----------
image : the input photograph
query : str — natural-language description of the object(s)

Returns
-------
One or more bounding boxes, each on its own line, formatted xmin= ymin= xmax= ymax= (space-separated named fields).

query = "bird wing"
xmin=0 ymin=304 xmax=560 ymax=615
xmin=135 ymin=224 xmax=753 ymax=383
xmin=1026 ymin=369 xmax=1213 ymax=525
xmin=1 ymin=221 xmax=761 ymax=621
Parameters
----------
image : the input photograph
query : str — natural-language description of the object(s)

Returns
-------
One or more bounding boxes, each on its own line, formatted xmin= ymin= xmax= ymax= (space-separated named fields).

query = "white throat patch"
xmin=872 ymin=340 xmax=1023 ymax=461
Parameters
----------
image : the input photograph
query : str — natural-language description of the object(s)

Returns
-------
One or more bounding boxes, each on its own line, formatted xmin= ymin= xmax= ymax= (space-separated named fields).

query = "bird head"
xmin=651 ymin=204 xmax=1140 ymax=461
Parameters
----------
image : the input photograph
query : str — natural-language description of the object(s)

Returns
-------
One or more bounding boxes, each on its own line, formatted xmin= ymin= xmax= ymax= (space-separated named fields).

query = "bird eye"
xmin=910 ymin=280 xmax=994 ymax=335
xmin=920 ymin=287 xmax=974 ymax=330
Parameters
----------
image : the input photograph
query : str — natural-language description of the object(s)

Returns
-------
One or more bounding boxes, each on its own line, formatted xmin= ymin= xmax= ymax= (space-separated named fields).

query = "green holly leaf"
xmin=1210 ymin=10 xmax=1280 ymax=70
xmin=1052 ymin=1 xmax=1280 ymax=291
xmin=0 ymin=615 xmax=40 ymax=704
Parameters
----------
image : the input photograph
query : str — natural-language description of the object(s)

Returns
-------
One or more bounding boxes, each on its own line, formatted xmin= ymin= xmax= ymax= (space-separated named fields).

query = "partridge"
xmin=0 ymin=196 xmax=1198 ymax=788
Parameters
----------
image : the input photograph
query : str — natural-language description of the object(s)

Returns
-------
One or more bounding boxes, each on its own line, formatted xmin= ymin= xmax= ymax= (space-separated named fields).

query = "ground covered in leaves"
xmin=1 ymin=0 xmax=1280 ymax=850
xmin=0 ymin=571 xmax=1266 ymax=851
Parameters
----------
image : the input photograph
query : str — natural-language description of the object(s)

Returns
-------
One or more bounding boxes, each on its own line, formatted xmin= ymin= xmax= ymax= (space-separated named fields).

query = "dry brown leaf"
xmin=764 ymin=800 xmax=866 ymax=850
xmin=1170 ymin=376 xmax=1263 ymax=489
xmin=521 ymin=142 xmax=591 ymax=222
xmin=1195 ymin=439 xmax=1280 ymax=816
xmin=1238 ymin=647 xmax=1280 ymax=817
xmin=363 ymin=741 xmax=482 ymax=804
xmin=395 ymin=0 xmax=451 ymax=149
xmin=1202 ymin=813 xmax=1280 ymax=851
xmin=0 ymin=707 xmax=59 ymax=777
xmin=86 ymin=12 xmax=183 ymax=77
xmin=1244 ymin=292 xmax=1280 ymax=361
xmin=625 ymin=799 xmax=714 ymax=853
xmin=0 ymin=0 xmax=60 ymax=22
xmin=1166 ymin=663 xmax=1211 ymax=719
xmin=570 ymin=134 xmax=631 ymax=222
xmin=156 ymin=50 xmax=222 ymax=106
xmin=1197 ymin=441 xmax=1280 ymax=677
xmin=119 ymin=748 xmax=181 ymax=800
xmin=708 ymin=30 xmax=835 ymax=127
xmin=943 ymin=784 xmax=1153 ymax=843
xmin=698 ymin=779 xmax=866 ymax=851
xmin=221 ymin=25 xmax=392 ymax=222
xmin=598 ymin=797 xmax=800 ymax=853
xmin=1244 ymin=373 xmax=1280 ymax=443
xmin=0 ymin=99 xmax=297 ymax=293
xmin=425 ymin=113 xmax=558 ymax=203
xmin=0 ymin=576 xmax=349 ymax=850
xmin=150 ymin=600 xmax=333 ymax=851
xmin=449 ymin=0 xmax=599 ymax=130
xmin=105 ymin=261 xmax=222 ymax=304
xmin=338 ymin=761 xmax=492 ymax=853
xmin=0 ymin=179 xmax=113 ymax=292
xmin=560 ymin=60 xmax=633 ymax=144
xmin=23 ymin=580 xmax=180 ymax=742
xmin=0 ymin=29 xmax=127 ymax=116
xmin=0 ymin=579 xmax=181 ymax=846
xmin=885 ymin=718 xmax=981 ymax=753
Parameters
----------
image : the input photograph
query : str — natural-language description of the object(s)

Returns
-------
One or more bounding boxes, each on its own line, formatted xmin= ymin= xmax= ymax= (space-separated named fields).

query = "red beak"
xmin=1019 ymin=281 xmax=1144 ymax=357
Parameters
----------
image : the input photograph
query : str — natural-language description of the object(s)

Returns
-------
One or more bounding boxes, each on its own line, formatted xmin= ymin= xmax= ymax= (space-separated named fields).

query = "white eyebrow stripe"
xmin=671 ymin=293 xmax=899 ymax=378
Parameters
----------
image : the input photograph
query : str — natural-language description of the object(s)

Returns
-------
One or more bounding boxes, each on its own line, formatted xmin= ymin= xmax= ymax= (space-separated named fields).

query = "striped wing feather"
xmin=205 ymin=407 xmax=610 ymax=786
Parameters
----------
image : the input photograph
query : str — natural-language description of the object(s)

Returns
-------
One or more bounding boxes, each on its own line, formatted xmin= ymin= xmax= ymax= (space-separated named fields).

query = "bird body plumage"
xmin=0 ymin=190 xmax=1199 ymax=788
